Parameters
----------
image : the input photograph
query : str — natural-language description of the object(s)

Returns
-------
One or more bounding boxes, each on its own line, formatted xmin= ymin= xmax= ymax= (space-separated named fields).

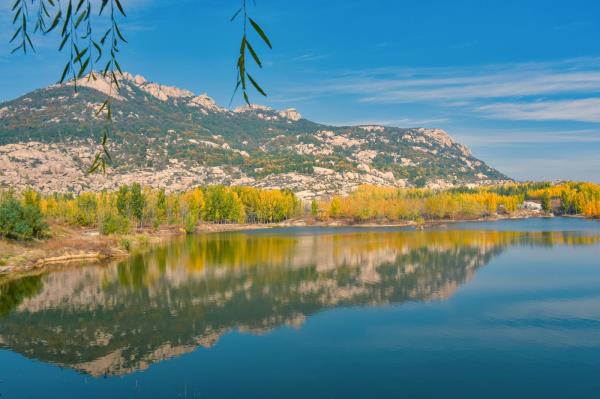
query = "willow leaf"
xmin=13 ymin=8 xmax=22 ymax=24
xmin=93 ymin=41 xmax=102 ymax=62
xmin=58 ymin=32 xmax=70 ymax=51
xmin=247 ymin=73 xmax=267 ymax=96
xmin=77 ymin=57 xmax=90 ymax=78
xmin=115 ymin=0 xmax=126 ymax=16
xmin=61 ymin=0 xmax=72 ymax=36
xmin=9 ymin=26 xmax=22 ymax=43
xmin=99 ymin=0 xmax=109 ymax=15
xmin=115 ymin=23 xmax=127 ymax=43
xmin=46 ymin=10 xmax=61 ymax=33
xmin=230 ymin=7 xmax=242 ymax=21
xmin=59 ymin=62 xmax=70 ymax=83
xmin=249 ymin=17 xmax=272 ymax=48
xmin=246 ymin=40 xmax=262 ymax=67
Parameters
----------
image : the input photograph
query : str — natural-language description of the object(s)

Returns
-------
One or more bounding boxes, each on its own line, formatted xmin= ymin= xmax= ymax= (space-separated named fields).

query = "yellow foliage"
xmin=318 ymin=184 xmax=523 ymax=222
xmin=31 ymin=185 xmax=300 ymax=234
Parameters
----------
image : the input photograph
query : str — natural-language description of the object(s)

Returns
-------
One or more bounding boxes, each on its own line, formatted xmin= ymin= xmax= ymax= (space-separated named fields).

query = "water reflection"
xmin=0 ymin=229 xmax=599 ymax=377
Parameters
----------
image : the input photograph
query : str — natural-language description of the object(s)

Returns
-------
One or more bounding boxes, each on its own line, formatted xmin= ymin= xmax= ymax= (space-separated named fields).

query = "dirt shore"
xmin=0 ymin=222 xmax=282 ymax=276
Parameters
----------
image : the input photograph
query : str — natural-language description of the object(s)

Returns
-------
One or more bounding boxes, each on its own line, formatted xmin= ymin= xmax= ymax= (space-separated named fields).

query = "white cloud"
xmin=317 ymin=58 xmax=600 ymax=103
xmin=492 ymin=156 xmax=600 ymax=183
xmin=292 ymin=52 xmax=329 ymax=62
xmin=321 ymin=117 xmax=449 ymax=127
xmin=478 ymin=98 xmax=600 ymax=123
xmin=283 ymin=57 xmax=600 ymax=123
xmin=455 ymin=127 xmax=600 ymax=145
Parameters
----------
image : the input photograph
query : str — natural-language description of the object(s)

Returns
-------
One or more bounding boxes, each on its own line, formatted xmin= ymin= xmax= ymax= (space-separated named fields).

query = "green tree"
xmin=22 ymin=188 xmax=41 ymax=208
xmin=204 ymin=186 xmax=246 ymax=223
xmin=330 ymin=197 xmax=341 ymax=218
xmin=100 ymin=212 xmax=130 ymax=235
xmin=311 ymin=199 xmax=318 ymax=217
xmin=74 ymin=193 xmax=98 ymax=227
xmin=156 ymin=188 xmax=167 ymax=225
xmin=0 ymin=193 xmax=48 ymax=240
xmin=116 ymin=185 xmax=130 ymax=217
xmin=130 ymin=183 xmax=145 ymax=226
xmin=204 ymin=186 xmax=226 ymax=222
xmin=561 ymin=190 xmax=573 ymax=215
xmin=541 ymin=191 xmax=551 ymax=213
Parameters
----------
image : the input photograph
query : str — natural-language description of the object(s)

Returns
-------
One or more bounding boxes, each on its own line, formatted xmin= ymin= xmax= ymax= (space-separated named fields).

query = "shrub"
xmin=74 ymin=193 xmax=98 ymax=227
xmin=184 ymin=213 xmax=198 ymax=234
xmin=99 ymin=213 xmax=130 ymax=235
xmin=0 ymin=194 xmax=48 ymax=240
xmin=311 ymin=199 xmax=318 ymax=217
xmin=120 ymin=238 xmax=131 ymax=252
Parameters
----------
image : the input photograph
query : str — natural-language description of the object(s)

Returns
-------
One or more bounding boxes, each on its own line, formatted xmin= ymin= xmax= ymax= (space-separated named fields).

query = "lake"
xmin=1 ymin=218 xmax=600 ymax=398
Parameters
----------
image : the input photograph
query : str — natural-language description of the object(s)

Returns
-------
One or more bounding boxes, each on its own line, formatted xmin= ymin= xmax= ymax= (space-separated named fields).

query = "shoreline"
xmin=0 ymin=222 xmax=280 ymax=277
xmin=0 ymin=212 xmax=588 ymax=277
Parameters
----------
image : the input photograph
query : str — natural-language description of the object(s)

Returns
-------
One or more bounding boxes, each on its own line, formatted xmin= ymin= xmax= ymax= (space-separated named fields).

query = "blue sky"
xmin=2 ymin=0 xmax=600 ymax=182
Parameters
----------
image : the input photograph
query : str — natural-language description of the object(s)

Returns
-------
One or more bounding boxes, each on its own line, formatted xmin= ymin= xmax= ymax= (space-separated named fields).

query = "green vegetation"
xmin=0 ymin=275 xmax=43 ymax=317
xmin=0 ymin=191 xmax=48 ymax=240
xmin=99 ymin=213 xmax=130 ymax=235
xmin=311 ymin=199 xmax=318 ymax=217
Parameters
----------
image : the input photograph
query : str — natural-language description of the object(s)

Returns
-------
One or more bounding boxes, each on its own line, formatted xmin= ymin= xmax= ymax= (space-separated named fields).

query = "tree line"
xmin=311 ymin=185 xmax=521 ymax=222
xmin=524 ymin=182 xmax=600 ymax=217
xmin=2 ymin=181 xmax=599 ymax=241
xmin=0 ymin=185 xmax=300 ymax=239
xmin=311 ymin=182 xmax=600 ymax=222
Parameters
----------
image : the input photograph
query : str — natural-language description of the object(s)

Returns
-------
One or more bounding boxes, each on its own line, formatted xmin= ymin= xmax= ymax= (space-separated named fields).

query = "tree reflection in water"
xmin=1 ymin=228 xmax=599 ymax=376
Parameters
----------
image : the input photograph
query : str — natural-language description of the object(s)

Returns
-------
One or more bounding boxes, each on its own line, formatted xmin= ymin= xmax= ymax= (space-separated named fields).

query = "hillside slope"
xmin=0 ymin=72 xmax=508 ymax=198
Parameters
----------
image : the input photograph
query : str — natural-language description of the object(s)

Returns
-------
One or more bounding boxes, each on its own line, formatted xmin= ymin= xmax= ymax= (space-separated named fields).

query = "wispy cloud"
xmin=327 ymin=58 xmax=600 ymax=102
xmin=492 ymin=156 xmax=600 ymax=183
xmin=292 ymin=52 xmax=329 ymax=62
xmin=283 ymin=57 xmax=600 ymax=123
xmin=322 ymin=117 xmax=450 ymax=127
xmin=455 ymin=127 xmax=600 ymax=145
xmin=478 ymin=98 xmax=600 ymax=123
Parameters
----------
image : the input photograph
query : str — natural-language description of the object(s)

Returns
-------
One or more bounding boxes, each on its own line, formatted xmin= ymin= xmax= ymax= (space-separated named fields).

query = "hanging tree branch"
xmin=87 ymin=0 xmax=127 ymax=174
xmin=231 ymin=0 xmax=272 ymax=105
xmin=10 ymin=0 xmax=36 ymax=54
xmin=9 ymin=0 xmax=271 ymax=173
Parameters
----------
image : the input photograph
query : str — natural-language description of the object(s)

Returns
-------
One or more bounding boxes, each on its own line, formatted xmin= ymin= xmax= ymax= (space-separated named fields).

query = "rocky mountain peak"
xmin=234 ymin=104 xmax=274 ymax=113
xmin=278 ymin=108 xmax=302 ymax=121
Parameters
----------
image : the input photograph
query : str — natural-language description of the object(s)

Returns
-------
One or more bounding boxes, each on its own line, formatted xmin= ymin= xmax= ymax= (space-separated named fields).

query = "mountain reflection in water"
xmin=1 ymin=228 xmax=599 ymax=377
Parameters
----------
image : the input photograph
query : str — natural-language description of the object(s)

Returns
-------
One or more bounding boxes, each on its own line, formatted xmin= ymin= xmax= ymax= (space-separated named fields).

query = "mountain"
xmin=0 ymin=72 xmax=508 ymax=198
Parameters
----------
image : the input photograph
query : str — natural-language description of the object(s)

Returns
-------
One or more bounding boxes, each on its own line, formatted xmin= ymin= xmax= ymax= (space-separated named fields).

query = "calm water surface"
xmin=1 ymin=218 xmax=600 ymax=398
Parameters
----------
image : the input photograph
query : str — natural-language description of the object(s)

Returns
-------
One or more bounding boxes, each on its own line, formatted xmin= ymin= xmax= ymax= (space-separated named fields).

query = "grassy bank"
xmin=0 ymin=221 xmax=287 ymax=275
